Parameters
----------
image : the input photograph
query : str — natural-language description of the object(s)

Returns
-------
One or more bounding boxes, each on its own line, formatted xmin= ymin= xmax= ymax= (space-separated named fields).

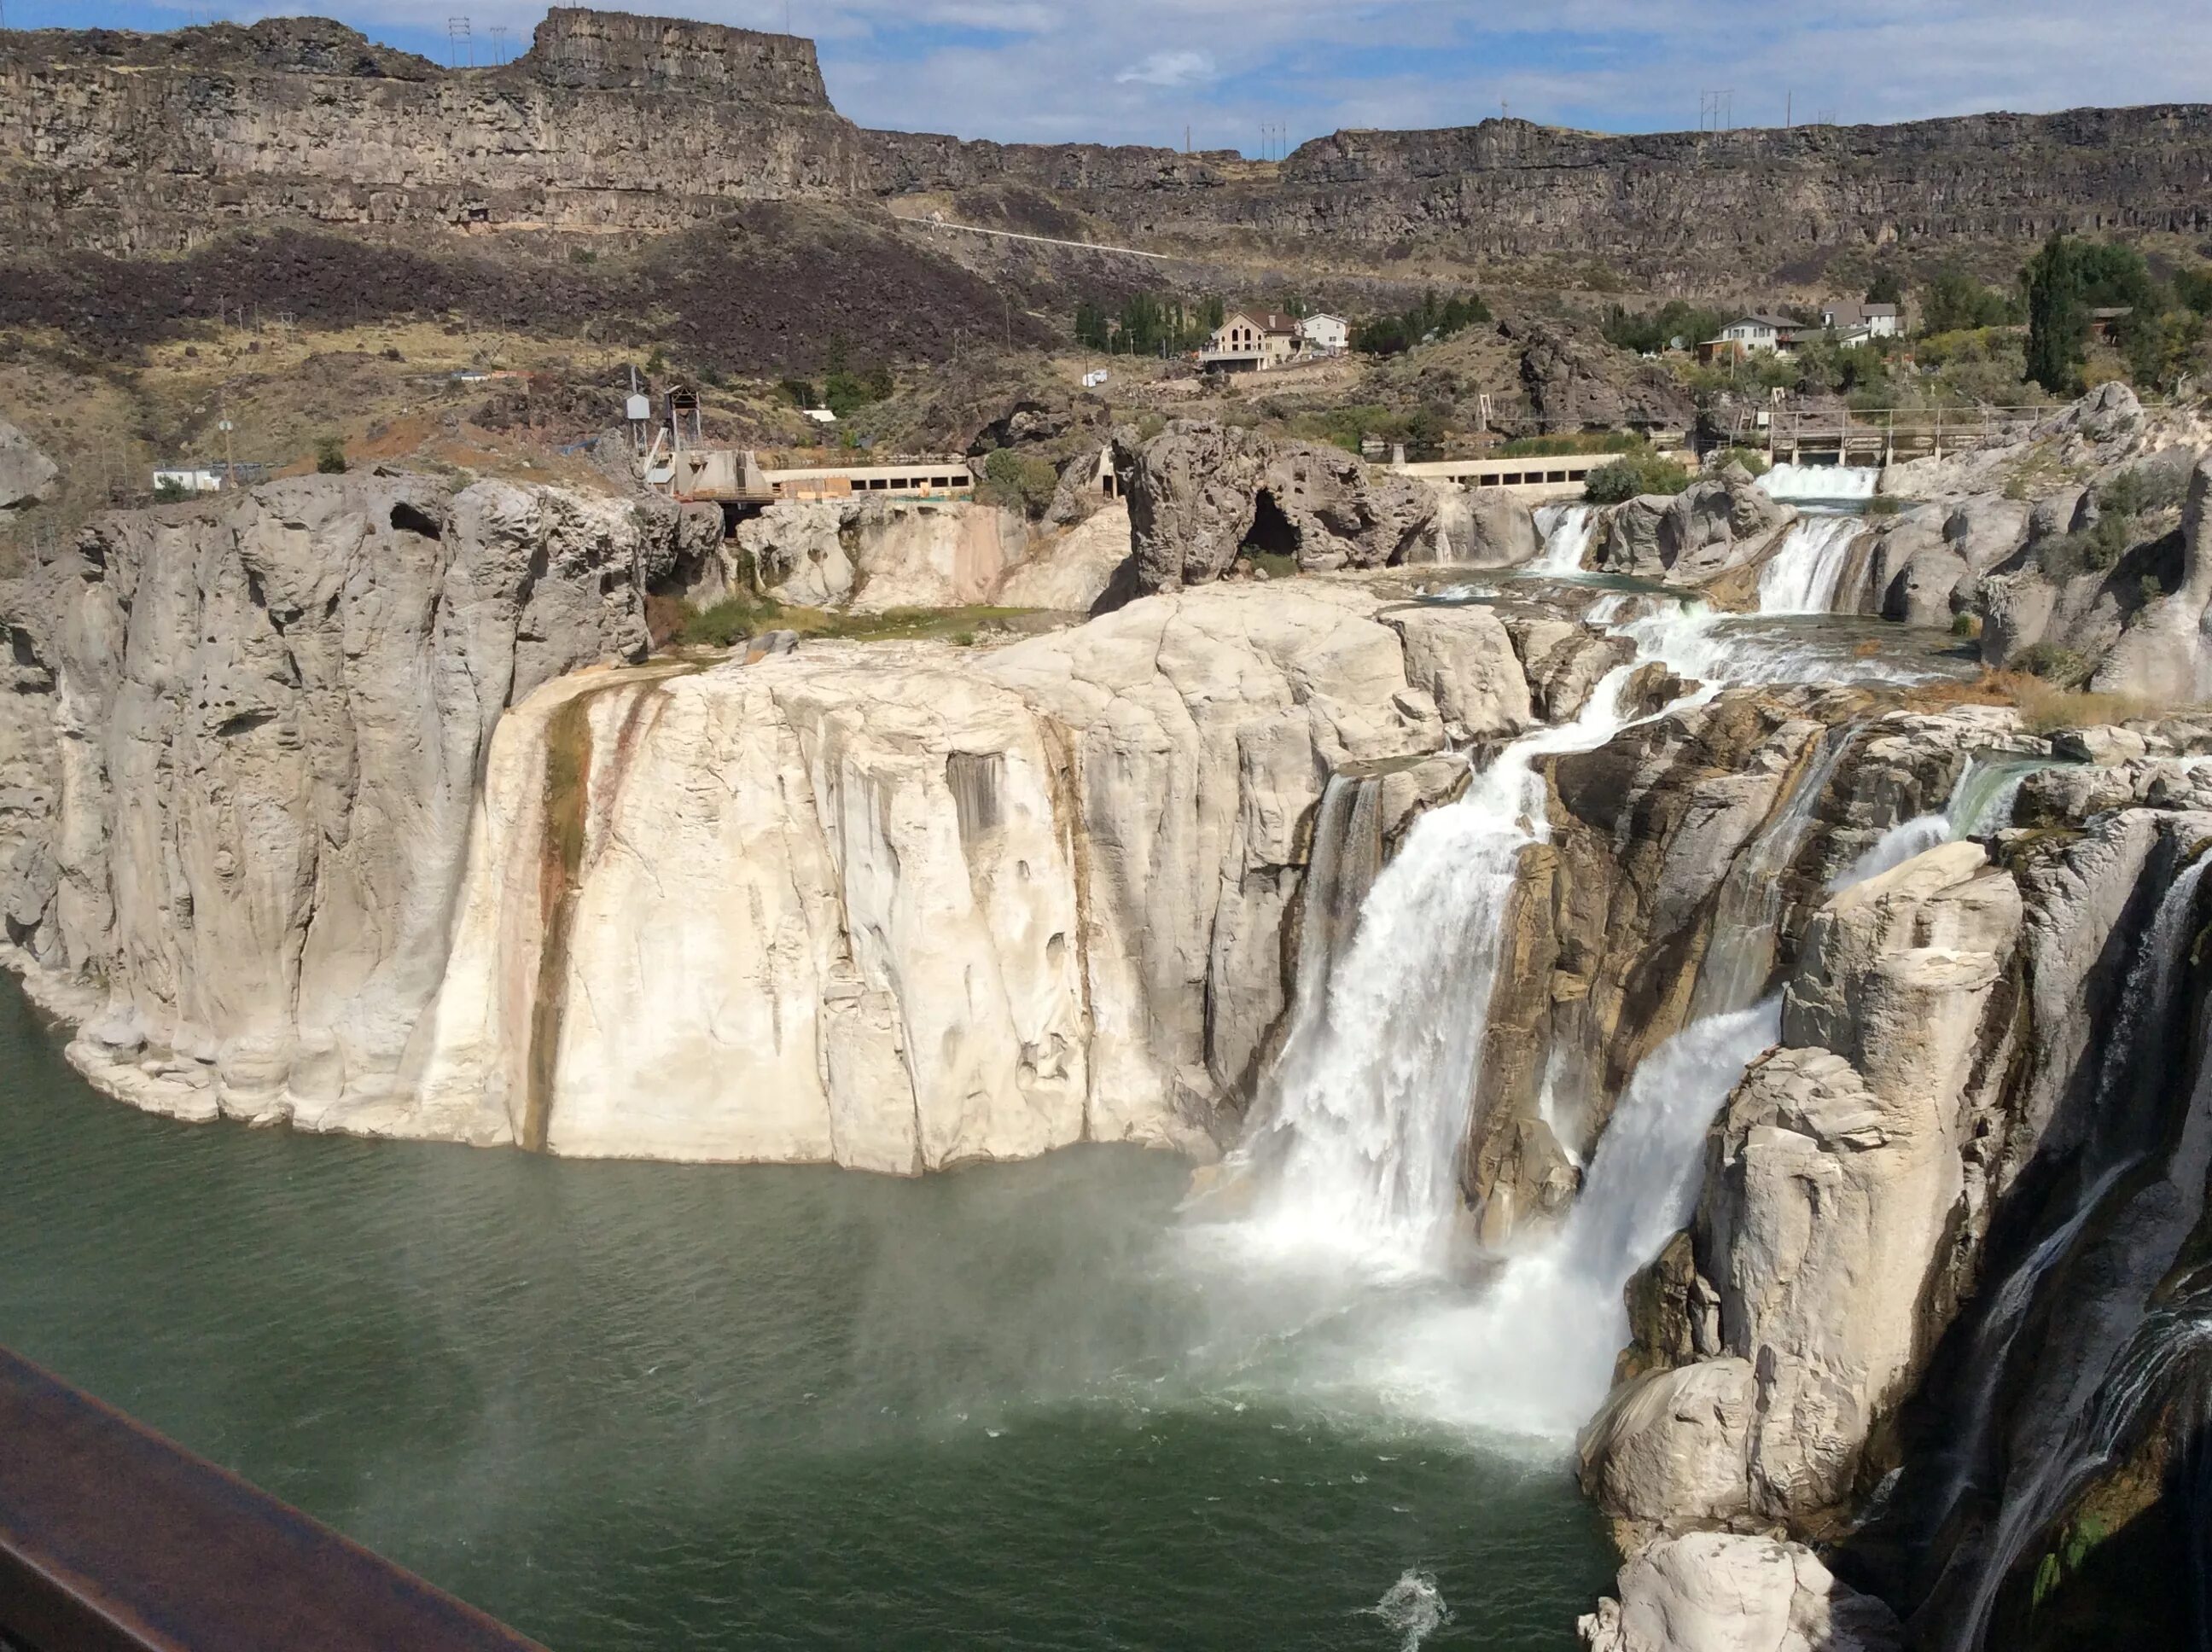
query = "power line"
xmin=447 ymin=16 xmax=472 ymax=69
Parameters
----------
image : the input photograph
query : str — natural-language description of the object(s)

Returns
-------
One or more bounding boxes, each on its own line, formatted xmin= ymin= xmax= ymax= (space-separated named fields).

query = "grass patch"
xmin=1247 ymin=550 xmax=1301 ymax=579
xmin=1910 ymin=666 xmax=2155 ymax=732
xmin=668 ymin=594 xmax=1035 ymax=651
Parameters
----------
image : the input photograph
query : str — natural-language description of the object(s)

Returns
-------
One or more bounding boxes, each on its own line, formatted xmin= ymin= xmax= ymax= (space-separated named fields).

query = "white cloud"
xmin=1115 ymin=49 xmax=1217 ymax=89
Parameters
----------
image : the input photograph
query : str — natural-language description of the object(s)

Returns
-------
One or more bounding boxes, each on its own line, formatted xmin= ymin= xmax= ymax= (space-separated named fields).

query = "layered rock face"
xmin=7 ymin=10 xmax=2209 ymax=275
xmin=0 ymin=10 xmax=867 ymax=250
xmin=738 ymin=498 xmax=1033 ymax=611
xmin=4 ymin=486 xmax=1540 ymax=1166
xmin=0 ymin=473 xmax=684 ymax=1122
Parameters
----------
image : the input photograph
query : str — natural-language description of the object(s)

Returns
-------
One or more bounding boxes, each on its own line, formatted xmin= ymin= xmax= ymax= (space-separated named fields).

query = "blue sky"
xmin=15 ymin=1 xmax=2212 ymax=152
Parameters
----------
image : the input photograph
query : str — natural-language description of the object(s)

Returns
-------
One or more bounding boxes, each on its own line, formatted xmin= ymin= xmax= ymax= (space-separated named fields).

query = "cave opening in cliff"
xmin=1243 ymin=488 xmax=1300 ymax=558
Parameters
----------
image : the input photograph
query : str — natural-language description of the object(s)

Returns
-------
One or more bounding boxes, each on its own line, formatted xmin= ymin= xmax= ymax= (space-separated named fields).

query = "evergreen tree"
xmin=2024 ymin=234 xmax=2089 ymax=394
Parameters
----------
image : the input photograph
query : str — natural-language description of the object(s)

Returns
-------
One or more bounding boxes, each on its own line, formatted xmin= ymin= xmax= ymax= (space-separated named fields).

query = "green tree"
xmin=2024 ymin=234 xmax=2091 ymax=394
xmin=314 ymin=436 xmax=347 ymax=475
xmin=1074 ymin=300 xmax=1110 ymax=351
xmin=1865 ymin=268 xmax=1904 ymax=306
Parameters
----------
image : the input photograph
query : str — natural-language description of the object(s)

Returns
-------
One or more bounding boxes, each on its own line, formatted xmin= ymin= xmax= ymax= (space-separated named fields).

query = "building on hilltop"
xmin=1699 ymin=314 xmax=1809 ymax=361
xmin=1819 ymin=300 xmax=1901 ymax=343
xmin=1298 ymin=313 xmax=1351 ymax=355
xmin=1200 ymin=311 xmax=1301 ymax=370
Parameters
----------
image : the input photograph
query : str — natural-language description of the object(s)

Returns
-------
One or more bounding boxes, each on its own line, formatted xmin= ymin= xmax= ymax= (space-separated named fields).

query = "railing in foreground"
xmin=0 ymin=1347 xmax=547 ymax=1652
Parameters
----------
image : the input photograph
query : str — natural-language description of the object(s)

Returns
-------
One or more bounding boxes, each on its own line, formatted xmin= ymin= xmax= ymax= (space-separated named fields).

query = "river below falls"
xmin=0 ymin=978 xmax=1614 ymax=1651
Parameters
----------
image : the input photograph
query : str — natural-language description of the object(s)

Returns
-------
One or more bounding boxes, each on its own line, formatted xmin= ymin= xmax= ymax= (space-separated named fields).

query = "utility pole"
xmin=447 ymin=17 xmax=472 ymax=69
xmin=1785 ymin=90 xmax=1792 ymax=129
xmin=489 ymin=24 xmax=507 ymax=63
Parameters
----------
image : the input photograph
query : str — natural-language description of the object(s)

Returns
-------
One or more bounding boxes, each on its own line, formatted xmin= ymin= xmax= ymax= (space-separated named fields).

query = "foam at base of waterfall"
xmin=1367 ymin=1569 xmax=1451 ymax=1651
xmin=1340 ymin=1001 xmax=1784 ymax=1440
xmin=1760 ymin=462 xmax=1881 ymax=502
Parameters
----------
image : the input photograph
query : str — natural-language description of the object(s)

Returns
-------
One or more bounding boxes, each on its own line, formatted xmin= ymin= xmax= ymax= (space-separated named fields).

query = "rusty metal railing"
xmin=0 ymin=1346 xmax=548 ymax=1652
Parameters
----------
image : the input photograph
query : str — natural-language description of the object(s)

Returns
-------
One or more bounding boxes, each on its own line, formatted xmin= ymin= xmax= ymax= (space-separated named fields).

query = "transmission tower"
xmin=447 ymin=16 xmax=473 ymax=69
xmin=489 ymin=24 xmax=508 ymax=63
xmin=1698 ymin=89 xmax=1734 ymax=132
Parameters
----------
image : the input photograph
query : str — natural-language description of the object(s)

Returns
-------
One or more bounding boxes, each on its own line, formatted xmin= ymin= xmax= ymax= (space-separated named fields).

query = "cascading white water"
xmin=1830 ymin=754 xmax=2071 ymax=893
xmin=1369 ymin=1001 xmax=1784 ymax=1438
xmin=1529 ymin=504 xmax=1597 ymax=575
xmin=1759 ymin=462 xmax=1881 ymax=503
xmin=1756 ymin=514 xmax=1866 ymax=614
xmin=1227 ymin=662 xmax=1649 ymax=1276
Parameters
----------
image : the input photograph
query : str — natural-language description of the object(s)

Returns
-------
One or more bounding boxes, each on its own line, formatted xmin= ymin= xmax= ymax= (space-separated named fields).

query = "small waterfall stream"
xmin=1530 ymin=504 xmax=1597 ymax=575
xmin=1830 ymin=753 xmax=2071 ymax=893
xmin=1756 ymin=514 xmax=1866 ymax=615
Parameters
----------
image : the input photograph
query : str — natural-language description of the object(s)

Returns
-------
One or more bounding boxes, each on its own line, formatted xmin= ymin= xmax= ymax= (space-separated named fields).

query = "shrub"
xmin=314 ymin=437 xmax=347 ymax=475
xmin=1499 ymin=431 xmax=1642 ymax=458
xmin=678 ymin=594 xmax=783 ymax=649
xmin=1586 ymin=451 xmax=1690 ymax=503
xmin=568 ymin=247 xmax=597 ymax=266
xmin=1866 ymin=495 xmax=1904 ymax=517
xmin=977 ymin=448 xmax=1059 ymax=519
xmin=154 ymin=478 xmax=194 ymax=503
xmin=1716 ymin=445 xmax=1770 ymax=477
xmin=1950 ymin=611 xmax=1982 ymax=639
xmin=2014 ymin=642 xmax=2093 ymax=689
xmin=2098 ymin=464 xmax=2185 ymax=518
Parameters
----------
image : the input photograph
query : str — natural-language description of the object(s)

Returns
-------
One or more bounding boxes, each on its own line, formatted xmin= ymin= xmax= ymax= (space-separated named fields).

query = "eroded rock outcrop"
xmin=0 ymin=417 xmax=56 ymax=512
xmin=0 ymin=473 xmax=678 ymax=1119
xmin=6 ymin=507 xmax=1538 ymax=1166
xmin=1580 ymin=1532 xmax=1901 ymax=1652
xmin=737 ymin=497 xmax=1031 ymax=610
xmin=1112 ymin=422 xmax=1442 ymax=596
xmin=1593 ymin=467 xmax=1792 ymax=589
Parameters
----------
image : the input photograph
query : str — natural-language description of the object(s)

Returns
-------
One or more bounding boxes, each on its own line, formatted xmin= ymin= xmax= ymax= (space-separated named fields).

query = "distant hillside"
xmin=3 ymin=7 xmax=2209 ymax=285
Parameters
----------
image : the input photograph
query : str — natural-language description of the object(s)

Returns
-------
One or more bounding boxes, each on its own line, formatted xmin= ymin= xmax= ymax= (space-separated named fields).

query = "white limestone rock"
xmin=1579 ymin=1533 xmax=1901 ymax=1652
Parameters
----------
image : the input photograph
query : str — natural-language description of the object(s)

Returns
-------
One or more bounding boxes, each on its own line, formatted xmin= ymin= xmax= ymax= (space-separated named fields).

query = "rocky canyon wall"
xmin=3 ymin=9 xmax=2209 ymax=274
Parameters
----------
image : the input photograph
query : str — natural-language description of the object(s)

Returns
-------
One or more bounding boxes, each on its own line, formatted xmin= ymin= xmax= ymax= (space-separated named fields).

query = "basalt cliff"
xmin=3 ymin=8 xmax=2209 ymax=279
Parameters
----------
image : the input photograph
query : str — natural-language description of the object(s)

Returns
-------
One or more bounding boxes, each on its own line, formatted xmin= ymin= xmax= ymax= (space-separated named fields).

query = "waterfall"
xmin=1831 ymin=753 xmax=2070 ymax=893
xmin=1688 ymin=727 xmax=1855 ymax=1020
xmin=1284 ymin=774 xmax=1385 ymax=1050
xmin=1941 ymin=853 xmax=2210 ymax=1649
xmin=1947 ymin=755 xmax=2063 ymax=839
xmin=1756 ymin=515 xmax=1865 ymax=614
xmin=1760 ymin=462 xmax=1881 ymax=503
xmin=1376 ymin=1001 xmax=1784 ymax=1439
xmin=1530 ymin=504 xmax=1596 ymax=575
xmin=1226 ymin=663 xmax=1650 ymax=1275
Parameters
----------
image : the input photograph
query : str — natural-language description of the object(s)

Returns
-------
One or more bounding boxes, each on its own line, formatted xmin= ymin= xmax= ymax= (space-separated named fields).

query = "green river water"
xmin=0 ymin=979 xmax=1615 ymax=1650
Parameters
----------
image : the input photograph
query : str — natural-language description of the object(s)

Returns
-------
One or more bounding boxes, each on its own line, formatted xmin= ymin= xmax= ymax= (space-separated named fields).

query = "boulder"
xmin=1580 ymin=1533 xmax=1901 ymax=1652
xmin=1506 ymin=317 xmax=1698 ymax=435
xmin=995 ymin=501 xmax=1133 ymax=611
xmin=1112 ymin=421 xmax=1436 ymax=594
xmin=1577 ymin=1359 xmax=1757 ymax=1525
xmin=0 ymin=418 xmax=58 ymax=512
xmin=738 ymin=498 xmax=1027 ymax=611
xmin=1421 ymin=486 xmax=1541 ymax=567
xmin=1597 ymin=472 xmax=1789 ymax=585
